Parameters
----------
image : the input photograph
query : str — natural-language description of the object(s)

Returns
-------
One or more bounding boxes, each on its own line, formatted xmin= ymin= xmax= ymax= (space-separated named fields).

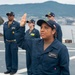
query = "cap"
xmin=6 ymin=12 xmax=15 ymax=16
xmin=45 ymin=12 xmax=55 ymax=17
xmin=26 ymin=19 xmax=35 ymax=24
xmin=37 ymin=19 xmax=56 ymax=29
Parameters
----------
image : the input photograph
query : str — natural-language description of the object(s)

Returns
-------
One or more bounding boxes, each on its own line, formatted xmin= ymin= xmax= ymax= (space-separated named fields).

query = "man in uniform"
xmin=3 ymin=12 xmax=20 ymax=74
xmin=45 ymin=12 xmax=62 ymax=42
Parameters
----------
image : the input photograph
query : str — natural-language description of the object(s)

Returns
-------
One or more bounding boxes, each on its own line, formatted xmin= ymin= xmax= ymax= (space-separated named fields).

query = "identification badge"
xmin=12 ymin=31 xmax=15 ymax=34
xmin=12 ymin=27 xmax=15 ymax=30
xmin=48 ymin=52 xmax=58 ymax=58
xmin=30 ymin=33 xmax=35 ymax=36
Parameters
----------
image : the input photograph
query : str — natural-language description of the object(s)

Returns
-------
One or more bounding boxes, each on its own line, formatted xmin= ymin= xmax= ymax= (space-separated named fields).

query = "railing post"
xmin=71 ymin=29 xmax=74 ymax=43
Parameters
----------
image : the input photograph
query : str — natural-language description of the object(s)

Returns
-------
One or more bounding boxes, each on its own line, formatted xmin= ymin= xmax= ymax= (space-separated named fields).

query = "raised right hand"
xmin=20 ymin=13 xmax=27 ymax=27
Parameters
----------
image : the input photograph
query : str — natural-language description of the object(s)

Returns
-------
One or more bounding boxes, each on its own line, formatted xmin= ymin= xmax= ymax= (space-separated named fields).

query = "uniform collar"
xmin=6 ymin=20 xmax=15 ymax=25
xmin=43 ymin=38 xmax=59 ymax=53
xmin=37 ymin=39 xmax=60 ymax=54
xmin=51 ymin=38 xmax=59 ymax=49
xmin=29 ymin=28 xmax=35 ymax=32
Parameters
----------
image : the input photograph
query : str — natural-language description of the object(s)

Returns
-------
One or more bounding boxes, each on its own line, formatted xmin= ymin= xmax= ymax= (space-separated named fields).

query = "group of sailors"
xmin=0 ymin=11 xmax=70 ymax=75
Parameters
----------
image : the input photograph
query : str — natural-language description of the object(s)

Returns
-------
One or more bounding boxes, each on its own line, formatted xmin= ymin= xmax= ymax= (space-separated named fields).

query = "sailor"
xmin=3 ymin=12 xmax=20 ymax=74
xmin=45 ymin=12 xmax=62 ymax=42
xmin=25 ymin=19 xmax=40 ymax=39
xmin=15 ymin=14 xmax=70 ymax=75
xmin=25 ymin=19 xmax=40 ymax=74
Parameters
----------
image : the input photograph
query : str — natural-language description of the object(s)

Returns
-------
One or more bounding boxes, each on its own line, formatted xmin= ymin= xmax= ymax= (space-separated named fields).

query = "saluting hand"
xmin=20 ymin=13 xmax=27 ymax=27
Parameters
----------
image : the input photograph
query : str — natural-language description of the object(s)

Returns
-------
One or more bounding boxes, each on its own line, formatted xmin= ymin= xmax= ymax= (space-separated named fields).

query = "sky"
xmin=0 ymin=0 xmax=75 ymax=5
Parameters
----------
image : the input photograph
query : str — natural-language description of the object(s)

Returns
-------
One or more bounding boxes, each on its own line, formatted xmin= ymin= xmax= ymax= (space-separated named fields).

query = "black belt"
xmin=6 ymin=39 xmax=16 ymax=42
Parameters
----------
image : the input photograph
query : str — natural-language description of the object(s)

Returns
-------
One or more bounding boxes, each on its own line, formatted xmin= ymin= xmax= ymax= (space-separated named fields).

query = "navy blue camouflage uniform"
xmin=3 ymin=20 xmax=20 ymax=72
xmin=15 ymin=26 xmax=70 ymax=75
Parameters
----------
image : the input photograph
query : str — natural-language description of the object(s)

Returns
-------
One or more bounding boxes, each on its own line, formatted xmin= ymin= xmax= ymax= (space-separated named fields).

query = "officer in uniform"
xmin=45 ymin=12 xmax=62 ymax=42
xmin=25 ymin=19 xmax=40 ymax=74
xmin=25 ymin=19 xmax=40 ymax=39
xmin=15 ymin=14 xmax=70 ymax=75
xmin=3 ymin=12 xmax=20 ymax=74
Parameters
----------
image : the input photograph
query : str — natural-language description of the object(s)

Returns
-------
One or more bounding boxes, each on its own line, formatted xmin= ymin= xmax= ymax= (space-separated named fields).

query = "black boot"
xmin=10 ymin=71 xmax=16 ymax=75
xmin=4 ymin=70 xmax=11 ymax=74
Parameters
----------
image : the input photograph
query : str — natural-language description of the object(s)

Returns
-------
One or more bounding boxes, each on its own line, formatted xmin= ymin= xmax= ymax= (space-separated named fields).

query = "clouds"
xmin=0 ymin=0 xmax=75 ymax=5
